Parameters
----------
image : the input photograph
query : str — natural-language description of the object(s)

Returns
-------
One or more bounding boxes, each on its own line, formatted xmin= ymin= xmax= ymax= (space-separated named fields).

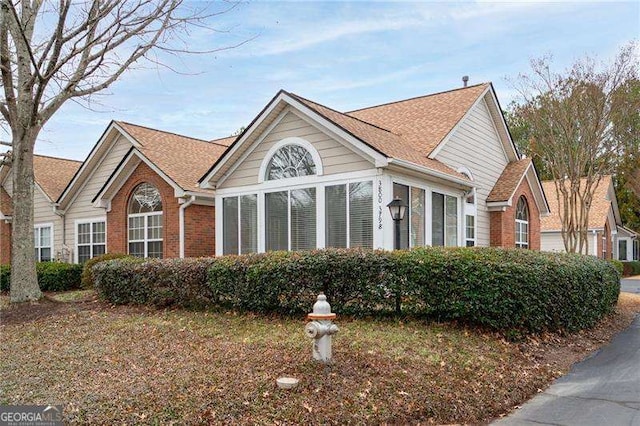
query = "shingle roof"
xmin=347 ymin=83 xmax=490 ymax=156
xmin=541 ymin=176 xmax=613 ymax=231
xmin=0 ymin=185 xmax=11 ymax=216
xmin=33 ymin=155 xmax=82 ymax=201
xmin=116 ymin=122 xmax=230 ymax=192
xmin=289 ymin=90 xmax=477 ymax=180
xmin=487 ymin=158 xmax=532 ymax=202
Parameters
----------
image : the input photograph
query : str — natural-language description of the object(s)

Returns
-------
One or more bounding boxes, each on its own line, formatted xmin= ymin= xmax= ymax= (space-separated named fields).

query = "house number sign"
xmin=377 ymin=179 xmax=383 ymax=230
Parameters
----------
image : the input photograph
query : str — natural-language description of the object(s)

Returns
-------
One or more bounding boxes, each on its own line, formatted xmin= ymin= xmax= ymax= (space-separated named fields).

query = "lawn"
xmin=1 ymin=290 xmax=639 ymax=424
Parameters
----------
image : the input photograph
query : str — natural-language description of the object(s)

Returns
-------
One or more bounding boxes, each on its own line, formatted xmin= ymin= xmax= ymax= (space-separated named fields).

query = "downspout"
xmin=179 ymin=196 xmax=196 ymax=258
xmin=53 ymin=205 xmax=66 ymax=262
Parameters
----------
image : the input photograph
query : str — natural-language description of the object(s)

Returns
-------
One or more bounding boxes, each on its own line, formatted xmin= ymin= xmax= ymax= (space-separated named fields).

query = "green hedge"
xmin=0 ymin=262 xmax=83 ymax=292
xmin=93 ymin=257 xmax=215 ymax=308
xmin=622 ymin=261 xmax=640 ymax=277
xmin=81 ymin=253 xmax=132 ymax=288
xmin=92 ymin=248 xmax=620 ymax=333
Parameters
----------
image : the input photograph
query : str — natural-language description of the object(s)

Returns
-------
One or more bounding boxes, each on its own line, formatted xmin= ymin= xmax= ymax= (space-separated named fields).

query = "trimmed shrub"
xmin=93 ymin=257 xmax=216 ymax=308
xmin=609 ymin=260 xmax=624 ymax=276
xmin=81 ymin=253 xmax=131 ymax=288
xmin=0 ymin=262 xmax=83 ymax=292
xmin=94 ymin=248 xmax=620 ymax=333
xmin=208 ymin=248 xmax=619 ymax=332
xmin=622 ymin=261 xmax=640 ymax=277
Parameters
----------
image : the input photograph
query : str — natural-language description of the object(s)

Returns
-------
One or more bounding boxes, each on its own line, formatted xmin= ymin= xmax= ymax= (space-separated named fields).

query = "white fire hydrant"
xmin=304 ymin=293 xmax=339 ymax=363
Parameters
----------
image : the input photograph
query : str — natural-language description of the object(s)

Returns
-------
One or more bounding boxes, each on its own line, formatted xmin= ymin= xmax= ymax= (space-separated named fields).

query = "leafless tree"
xmin=510 ymin=42 xmax=639 ymax=254
xmin=0 ymin=0 xmax=245 ymax=302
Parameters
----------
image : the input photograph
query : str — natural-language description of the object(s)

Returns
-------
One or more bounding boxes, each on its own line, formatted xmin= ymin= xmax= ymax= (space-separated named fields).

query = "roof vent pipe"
xmin=462 ymin=76 xmax=469 ymax=87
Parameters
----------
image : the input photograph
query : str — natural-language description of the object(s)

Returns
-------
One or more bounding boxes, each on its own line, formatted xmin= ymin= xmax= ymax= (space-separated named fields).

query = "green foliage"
xmin=81 ymin=253 xmax=132 ymax=289
xmin=0 ymin=262 xmax=83 ymax=292
xmin=93 ymin=248 xmax=620 ymax=334
xmin=93 ymin=257 xmax=215 ymax=308
xmin=609 ymin=260 xmax=624 ymax=275
xmin=622 ymin=261 xmax=640 ymax=277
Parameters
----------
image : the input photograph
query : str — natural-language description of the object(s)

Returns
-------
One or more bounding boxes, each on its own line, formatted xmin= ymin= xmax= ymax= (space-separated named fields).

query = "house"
xmin=199 ymin=83 xmax=550 ymax=254
xmin=0 ymin=155 xmax=82 ymax=264
xmin=2 ymin=82 xmax=553 ymax=265
xmin=55 ymin=121 xmax=232 ymax=263
xmin=540 ymin=176 xmax=639 ymax=260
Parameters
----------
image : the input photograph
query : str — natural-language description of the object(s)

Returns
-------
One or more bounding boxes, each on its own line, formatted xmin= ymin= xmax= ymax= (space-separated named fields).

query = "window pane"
xmin=466 ymin=215 xmax=475 ymax=239
xmin=240 ymin=195 xmax=258 ymax=254
xmin=266 ymin=191 xmax=288 ymax=251
xmin=40 ymin=248 xmax=51 ymax=262
xmin=147 ymin=241 xmax=163 ymax=258
xmin=78 ymin=223 xmax=91 ymax=244
xmin=445 ymin=196 xmax=458 ymax=247
xmin=40 ymin=227 xmax=51 ymax=247
xmin=223 ymin=197 xmax=239 ymax=255
xmin=349 ymin=182 xmax=373 ymax=249
xmin=129 ymin=242 xmax=145 ymax=258
xmin=291 ymin=188 xmax=316 ymax=251
xmin=410 ymin=187 xmax=425 ymax=247
xmin=393 ymin=183 xmax=410 ymax=249
xmin=432 ymin=192 xmax=444 ymax=246
xmin=93 ymin=222 xmax=106 ymax=244
xmin=93 ymin=245 xmax=106 ymax=257
xmin=266 ymin=145 xmax=316 ymax=180
xmin=147 ymin=215 xmax=163 ymax=240
xmin=78 ymin=246 xmax=91 ymax=263
xmin=619 ymin=240 xmax=627 ymax=261
xmin=129 ymin=183 xmax=162 ymax=213
xmin=326 ymin=185 xmax=347 ymax=248
xmin=128 ymin=217 xmax=145 ymax=241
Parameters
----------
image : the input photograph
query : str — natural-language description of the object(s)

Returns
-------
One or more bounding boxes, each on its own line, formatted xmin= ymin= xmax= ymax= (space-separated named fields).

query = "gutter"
xmin=179 ymin=195 xmax=196 ymax=258
xmin=386 ymin=158 xmax=474 ymax=188
xmin=53 ymin=205 xmax=66 ymax=259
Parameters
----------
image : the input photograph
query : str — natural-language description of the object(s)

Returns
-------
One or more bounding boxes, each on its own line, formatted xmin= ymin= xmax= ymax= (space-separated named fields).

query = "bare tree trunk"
xmin=10 ymin=127 xmax=40 ymax=302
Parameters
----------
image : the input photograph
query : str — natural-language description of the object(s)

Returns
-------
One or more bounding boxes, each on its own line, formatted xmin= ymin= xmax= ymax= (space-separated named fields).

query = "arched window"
xmin=128 ymin=183 xmax=163 ymax=258
xmin=265 ymin=144 xmax=316 ymax=180
xmin=515 ymin=196 xmax=529 ymax=249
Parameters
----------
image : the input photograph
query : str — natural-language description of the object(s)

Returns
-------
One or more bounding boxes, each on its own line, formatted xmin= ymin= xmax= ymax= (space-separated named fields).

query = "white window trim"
xmin=618 ymin=238 xmax=629 ymax=261
xmin=258 ymin=137 xmax=324 ymax=183
xmin=128 ymin=211 xmax=163 ymax=258
xmin=34 ymin=222 xmax=54 ymax=262
xmin=74 ymin=217 xmax=107 ymax=263
xmin=324 ymin=181 xmax=376 ymax=249
xmin=465 ymin=215 xmax=476 ymax=247
xmin=515 ymin=219 xmax=529 ymax=249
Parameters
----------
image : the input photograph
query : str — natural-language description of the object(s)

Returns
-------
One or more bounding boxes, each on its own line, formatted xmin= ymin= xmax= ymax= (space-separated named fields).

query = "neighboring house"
xmin=0 ymin=155 xmax=82 ymax=264
xmin=199 ymin=83 xmax=550 ymax=255
xmin=540 ymin=176 xmax=639 ymax=261
xmin=56 ymin=121 xmax=232 ymax=263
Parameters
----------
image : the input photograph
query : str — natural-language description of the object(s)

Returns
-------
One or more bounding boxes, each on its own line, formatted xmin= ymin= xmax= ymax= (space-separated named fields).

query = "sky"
xmin=21 ymin=0 xmax=640 ymax=161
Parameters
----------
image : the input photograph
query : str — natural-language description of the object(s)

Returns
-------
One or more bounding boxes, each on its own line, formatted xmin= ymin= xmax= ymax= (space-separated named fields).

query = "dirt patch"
xmin=0 ymin=291 xmax=638 ymax=425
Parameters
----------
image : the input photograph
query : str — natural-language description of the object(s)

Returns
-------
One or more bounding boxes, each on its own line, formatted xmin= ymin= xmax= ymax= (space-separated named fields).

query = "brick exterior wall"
xmin=184 ymin=204 xmax=216 ymax=258
xmin=107 ymin=162 xmax=181 ymax=258
xmin=106 ymin=161 xmax=216 ymax=259
xmin=0 ymin=220 xmax=10 ymax=264
xmin=596 ymin=220 xmax=613 ymax=259
xmin=489 ymin=176 xmax=541 ymax=250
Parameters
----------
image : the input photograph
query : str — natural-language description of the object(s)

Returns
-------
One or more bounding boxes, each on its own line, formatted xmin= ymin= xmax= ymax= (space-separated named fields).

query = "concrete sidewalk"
xmin=621 ymin=276 xmax=640 ymax=294
xmin=493 ymin=315 xmax=640 ymax=426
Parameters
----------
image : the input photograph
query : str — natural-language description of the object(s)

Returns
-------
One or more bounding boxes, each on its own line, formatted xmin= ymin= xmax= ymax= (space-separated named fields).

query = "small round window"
xmin=265 ymin=144 xmax=316 ymax=180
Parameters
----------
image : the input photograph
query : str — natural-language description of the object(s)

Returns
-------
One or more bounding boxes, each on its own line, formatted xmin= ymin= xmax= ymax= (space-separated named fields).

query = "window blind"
xmin=223 ymin=197 xmax=239 ymax=255
xmin=266 ymin=191 xmax=288 ymax=251
xmin=291 ymin=188 xmax=316 ymax=251
xmin=325 ymin=184 xmax=347 ymax=248
xmin=350 ymin=182 xmax=373 ymax=249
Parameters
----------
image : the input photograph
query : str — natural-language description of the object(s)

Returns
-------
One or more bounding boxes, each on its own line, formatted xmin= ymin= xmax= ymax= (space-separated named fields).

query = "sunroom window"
xmin=432 ymin=192 xmax=458 ymax=247
xmin=223 ymin=195 xmax=258 ymax=255
xmin=265 ymin=188 xmax=317 ymax=251
xmin=128 ymin=183 xmax=163 ymax=258
xmin=325 ymin=181 xmax=373 ymax=249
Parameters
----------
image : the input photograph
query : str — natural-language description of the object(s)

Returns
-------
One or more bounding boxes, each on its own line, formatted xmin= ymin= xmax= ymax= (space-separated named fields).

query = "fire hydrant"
xmin=304 ymin=293 xmax=339 ymax=363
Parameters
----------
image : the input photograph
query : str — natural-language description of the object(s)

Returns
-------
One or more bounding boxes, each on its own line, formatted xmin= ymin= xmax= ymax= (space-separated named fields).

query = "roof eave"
xmin=386 ymin=158 xmax=474 ymax=188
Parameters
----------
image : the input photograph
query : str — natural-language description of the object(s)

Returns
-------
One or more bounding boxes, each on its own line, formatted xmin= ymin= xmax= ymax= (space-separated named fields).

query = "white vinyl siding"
xmin=65 ymin=135 xmax=131 ymax=261
xmin=435 ymin=98 xmax=509 ymax=247
xmin=220 ymin=112 xmax=373 ymax=189
xmin=33 ymin=187 xmax=64 ymax=259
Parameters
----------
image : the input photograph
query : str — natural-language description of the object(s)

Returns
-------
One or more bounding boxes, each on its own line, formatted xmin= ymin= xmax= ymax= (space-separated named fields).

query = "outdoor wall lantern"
xmin=387 ymin=196 xmax=407 ymax=251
